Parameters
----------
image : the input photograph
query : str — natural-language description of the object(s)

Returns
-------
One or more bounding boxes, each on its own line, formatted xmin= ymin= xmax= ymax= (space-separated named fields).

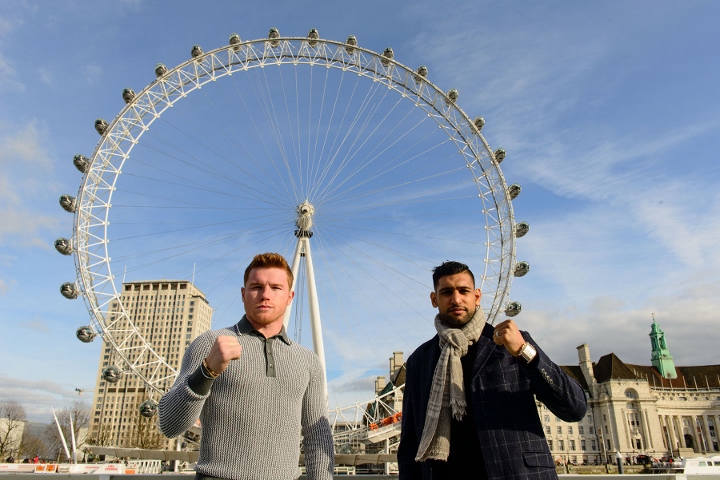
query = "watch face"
xmin=520 ymin=343 xmax=537 ymax=363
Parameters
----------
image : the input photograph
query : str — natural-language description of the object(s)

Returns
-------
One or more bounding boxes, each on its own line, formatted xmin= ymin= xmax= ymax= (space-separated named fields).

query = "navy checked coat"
xmin=398 ymin=323 xmax=587 ymax=480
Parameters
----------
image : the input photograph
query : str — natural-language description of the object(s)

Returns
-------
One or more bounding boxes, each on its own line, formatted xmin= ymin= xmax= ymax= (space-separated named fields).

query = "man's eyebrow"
xmin=248 ymin=280 xmax=285 ymax=287
xmin=438 ymin=285 xmax=472 ymax=292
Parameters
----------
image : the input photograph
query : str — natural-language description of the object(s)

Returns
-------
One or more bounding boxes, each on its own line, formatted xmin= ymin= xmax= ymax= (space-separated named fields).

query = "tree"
xmin=127 ymin=397 xmax=164 ymax=449
xmin=45 ymin=400 xmax=91 ymax=461
xmin=0 ymin=401 xmax=27 ymax=459
xmin=131 ymin=414 xmax=164 ymax=450
xmin=88 ymin=423 xmax=113 ymax=447
xmin=19 ymin=430 xmax=48 ymax=460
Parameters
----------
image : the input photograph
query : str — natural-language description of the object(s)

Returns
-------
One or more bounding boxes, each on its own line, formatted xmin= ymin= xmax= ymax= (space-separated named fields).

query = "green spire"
xmin=649 ymin=314 xmax=677 ymax=379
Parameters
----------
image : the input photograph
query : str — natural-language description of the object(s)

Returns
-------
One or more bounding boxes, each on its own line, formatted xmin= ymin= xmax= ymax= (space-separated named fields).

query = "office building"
xmin=87 ymin=280 xmax=212 ymax=449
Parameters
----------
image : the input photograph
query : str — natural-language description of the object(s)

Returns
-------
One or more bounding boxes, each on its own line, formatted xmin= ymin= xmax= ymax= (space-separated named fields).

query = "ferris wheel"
xmin=56 ymin=29 xmax=530 ymax=417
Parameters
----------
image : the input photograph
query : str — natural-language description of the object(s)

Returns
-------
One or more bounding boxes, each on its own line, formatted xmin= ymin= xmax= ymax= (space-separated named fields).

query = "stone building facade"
xmin=544 ymin=318 xmax=720 ymax=464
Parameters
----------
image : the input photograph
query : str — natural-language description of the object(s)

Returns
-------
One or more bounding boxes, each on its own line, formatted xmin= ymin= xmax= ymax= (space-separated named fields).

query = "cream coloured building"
xmin=87 ymin=280 xmax=212 ymax=449
xmin=541 ymin=318 xmax=720 ymax=464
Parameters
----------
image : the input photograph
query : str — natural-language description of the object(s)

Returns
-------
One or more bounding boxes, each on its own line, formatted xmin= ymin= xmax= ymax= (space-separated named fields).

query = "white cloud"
xmin=0 ymin=375 xmax=81 ymax=423
xmin=38 ymin=68 xmax=54 ymax=85
xmin=0 ymin=278 xmax=12 ymax=297
xmin=0 ymin=12 xmax=24 ymax=91
xmin=0 ymin=121 xmax=60 ymax=248
xmin=520 ymin=275 xmax=720 ymax=370
xmin=83 ymin=65 xmax=103 ymax=84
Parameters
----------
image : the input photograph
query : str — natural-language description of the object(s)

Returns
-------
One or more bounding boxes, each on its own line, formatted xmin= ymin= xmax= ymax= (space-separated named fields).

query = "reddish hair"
xmin=243 ymin=253 xmax=294 ymax=288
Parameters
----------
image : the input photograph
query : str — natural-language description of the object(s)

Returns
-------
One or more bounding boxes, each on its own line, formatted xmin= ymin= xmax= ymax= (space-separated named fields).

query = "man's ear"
xmin=475 ymin=288 xmax=481 ymax=306
xmin=287 ymin=290 xmax=295 ymax=305
xmin=430 ymin=291 xmax=438 ymax=308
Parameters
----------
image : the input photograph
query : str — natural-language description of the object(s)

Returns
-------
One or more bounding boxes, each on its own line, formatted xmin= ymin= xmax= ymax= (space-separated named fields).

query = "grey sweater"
xmin=159 ymin=318 xmax=334 ymax=480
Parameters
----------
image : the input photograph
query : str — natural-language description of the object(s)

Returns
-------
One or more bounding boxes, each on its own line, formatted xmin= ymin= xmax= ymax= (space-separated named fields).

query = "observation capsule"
xmin=59 ymin=194 xmax=77 ymax=213
xmin=102 ymin=366 xmax=122 ymax=383
xmin=381 ymin=47 xmax=394 ymax=66
xmin=73 ymin=154 xmax=89 ymax=173
xmin=191 ymin=45 xmax=203 ymax=59
xmin=122 ymin=88 xmax=135 ymax=104
xmin=447 ymin=89 xmax=459 ymax=103
xmin=94 ymin=119 xmax=108 ymax=136
xmin=494 ymin=148 xmax=506 ymax=163
xmin=508 ymin=184 xmax=522 ymax=200
xmin=307 ymin=28 xmax=319 ymax=47
xmin=345 ymin=35 xmax=358 ymax=54
xmin=155 ymin=63 xmax=168 ymax=78
xmin=229 ymin=33 xmax=241 ymax=52
xmin=515 ymin=222 xmax=530 ymax=238
xmin=414 ymin=65 xmax=428 ymax=83
xmin=268 ymin=28 xmax=280 ymax=47
xmin=505 ymin=301 xmax=522 ymax=317
xmin=514 ymin=261 xmax=530 ymax=277
xmin=76 ymin=326 xmax=95 ymax=343
xmin=60 ymin=282 xmax=78 ymax=299
xmin=473 ymin=117 xmax=485 ymax=132
xmin=139 ymin=400 xmax=158 ymax=418
xmin=54 ymin=238 xmax=72 ymax=256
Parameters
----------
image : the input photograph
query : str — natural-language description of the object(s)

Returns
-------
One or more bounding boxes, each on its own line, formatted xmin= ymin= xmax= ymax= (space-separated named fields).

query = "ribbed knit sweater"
xmin=158 ymin=317 xmax=334 ymax=480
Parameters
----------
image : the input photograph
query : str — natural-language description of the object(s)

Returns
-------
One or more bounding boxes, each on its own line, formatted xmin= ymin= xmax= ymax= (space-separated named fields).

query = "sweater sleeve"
xmin=301 ymin=354 xmax=334 ymax=480
xmin=158 ymin=332 xmax=215 ymax=438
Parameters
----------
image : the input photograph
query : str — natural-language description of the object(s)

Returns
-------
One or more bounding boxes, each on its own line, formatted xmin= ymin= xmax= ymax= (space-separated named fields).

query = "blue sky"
xmin=1 ymin=1 xmax=719 ymax=422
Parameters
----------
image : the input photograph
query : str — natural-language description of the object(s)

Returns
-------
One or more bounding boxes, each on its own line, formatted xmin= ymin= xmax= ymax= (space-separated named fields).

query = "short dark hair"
xmin=244 ymin=253 xmax=294 ymax=288
xmin=432 ymin=261 xmax=474 ymax=289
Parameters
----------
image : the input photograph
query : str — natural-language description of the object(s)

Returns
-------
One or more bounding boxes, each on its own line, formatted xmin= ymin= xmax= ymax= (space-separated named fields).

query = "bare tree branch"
xmin=0 ymin=401 xmax=27 ymax=460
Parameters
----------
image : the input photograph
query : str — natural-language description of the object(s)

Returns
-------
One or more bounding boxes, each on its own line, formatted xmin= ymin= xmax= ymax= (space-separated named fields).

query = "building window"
xmin=589 ymin=426 xmax=594 ymax=434
xmin=591 ymin=440 xmax=596 ymax=450
xmin=559 ymin=440 xmax=565 ymax=451
xmin=568 ymin=426 xmax=573 ymax=434
xmin=581 ymin=440 xmax=586 ymax=450
xmin=570 ymin=440 xmax=575 ymax=451
xmin=547 ymin=440 xmax=553 ymax=450
xmin=557 ymin=426 xmax=562 ymax=434
xmin=545 ymin=426 xmax=551 ymax=435
xmin=579 ymin=426 xmax=584 ymax=434
xmin=544 ymin=415 xmax=550 ymax=423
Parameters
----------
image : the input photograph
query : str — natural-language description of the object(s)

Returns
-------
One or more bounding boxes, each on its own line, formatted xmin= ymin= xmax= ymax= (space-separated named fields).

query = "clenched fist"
xmin=205 ymin=336 xmax=242 ymax=375
xmin=492 ymin=319 xmax=525 ymax=356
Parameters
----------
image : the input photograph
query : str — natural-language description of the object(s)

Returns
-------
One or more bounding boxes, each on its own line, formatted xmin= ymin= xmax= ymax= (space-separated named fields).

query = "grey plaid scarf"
xmin=415 ymin=306 xmax=486 ymax=462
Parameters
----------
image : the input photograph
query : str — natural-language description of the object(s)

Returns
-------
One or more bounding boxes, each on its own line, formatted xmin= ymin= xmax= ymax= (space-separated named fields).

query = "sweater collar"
xmin=236 ymin=315 xmax=292 ymax=345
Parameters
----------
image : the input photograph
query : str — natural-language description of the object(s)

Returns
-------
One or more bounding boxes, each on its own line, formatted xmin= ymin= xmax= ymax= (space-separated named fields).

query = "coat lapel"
xmin=470 ymin=322 xmax=499 ymax=381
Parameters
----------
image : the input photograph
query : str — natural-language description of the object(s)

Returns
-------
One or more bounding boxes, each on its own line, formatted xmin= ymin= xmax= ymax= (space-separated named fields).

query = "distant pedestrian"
xmin=33 ymin=455 xmax=39 ymax=464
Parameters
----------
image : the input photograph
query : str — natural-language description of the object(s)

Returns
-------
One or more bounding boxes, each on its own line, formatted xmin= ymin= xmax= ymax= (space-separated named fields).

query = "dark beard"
xmin=438 ymin=310 xmax=473 ymax=327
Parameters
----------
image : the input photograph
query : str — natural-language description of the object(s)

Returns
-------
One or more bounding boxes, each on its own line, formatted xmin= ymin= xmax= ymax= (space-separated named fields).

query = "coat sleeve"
xmin=522 ymin=332 xmax=587 ymax=422
xmin=397 ymin=355 xmax=422 ymax=480
xmin=157 ymin=332 xmax=215 ymax=438
xmin=301 ymin=354 xmax=334 ymax=480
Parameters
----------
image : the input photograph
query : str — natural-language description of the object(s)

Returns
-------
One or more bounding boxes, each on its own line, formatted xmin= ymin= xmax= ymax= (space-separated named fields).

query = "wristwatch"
xmin=517 ymin=342 xmax=537 ymax=364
